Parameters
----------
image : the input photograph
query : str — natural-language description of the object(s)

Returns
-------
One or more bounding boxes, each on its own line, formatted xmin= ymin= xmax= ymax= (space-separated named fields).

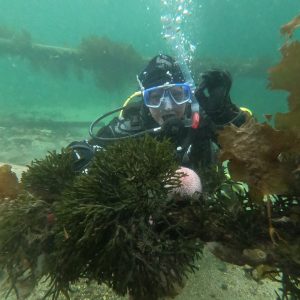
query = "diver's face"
xmin=149 ymin=95 xmax=187 ymax=125
xmin=141 ymin=83 xmax=192 ymax=125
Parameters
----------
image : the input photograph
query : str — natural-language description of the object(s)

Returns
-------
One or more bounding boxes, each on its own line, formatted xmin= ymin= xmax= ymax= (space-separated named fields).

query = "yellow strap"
xmin=240 ymin=106 xmax=253 ymax=116
xmin=119 ymin=91 xmax=142 ymax=118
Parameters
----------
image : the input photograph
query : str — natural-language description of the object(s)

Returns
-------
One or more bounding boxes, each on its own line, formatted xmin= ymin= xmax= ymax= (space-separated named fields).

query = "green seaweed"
xmin=0 ymin=136 xmax=204 ymax=300
xmin=21 ymin=149 xmax=76 ymax=203
xmin=0 ymin=194 xmax=53 ymax=299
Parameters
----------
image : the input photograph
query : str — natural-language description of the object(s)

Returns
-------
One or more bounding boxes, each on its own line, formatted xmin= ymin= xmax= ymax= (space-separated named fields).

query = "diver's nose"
xmin=161 ymin=95 xmax=174 ymax=111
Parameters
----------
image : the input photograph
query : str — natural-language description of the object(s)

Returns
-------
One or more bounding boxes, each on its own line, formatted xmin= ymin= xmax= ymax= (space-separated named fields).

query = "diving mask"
xmin=142 ymin=83 xmax=192 ymax=108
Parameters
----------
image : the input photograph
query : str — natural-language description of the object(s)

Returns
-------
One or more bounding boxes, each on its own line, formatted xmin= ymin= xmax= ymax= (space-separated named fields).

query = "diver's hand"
xmin=195 ymin=70 xmax=247 ymax=126
xmin=68 ymin=140 xmax=95 ymax=172
xmin=195 ymin=69 xmax=232 ymax=113
xmin=161 ymin=116 xmax=185 ymax=145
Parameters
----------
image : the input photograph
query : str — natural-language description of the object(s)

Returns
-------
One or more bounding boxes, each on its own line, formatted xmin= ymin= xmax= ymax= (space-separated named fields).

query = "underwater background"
xmin=0 ymin=1 xmax=300 ymax=299
xmin=0 ymin=0 xmax=300 ymax=165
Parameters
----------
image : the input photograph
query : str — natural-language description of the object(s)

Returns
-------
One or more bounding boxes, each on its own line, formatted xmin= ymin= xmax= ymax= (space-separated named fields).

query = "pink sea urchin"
xmin=169 ymin=166 xmax=202 ymax=198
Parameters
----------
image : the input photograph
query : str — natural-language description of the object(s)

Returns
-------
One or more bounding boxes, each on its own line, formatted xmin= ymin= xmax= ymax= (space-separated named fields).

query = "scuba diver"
xmin=69 ymin=54 xmax=250 ymax=173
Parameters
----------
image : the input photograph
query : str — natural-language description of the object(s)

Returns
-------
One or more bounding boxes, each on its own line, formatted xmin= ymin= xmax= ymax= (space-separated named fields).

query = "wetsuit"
xmin=69 ymin=97 xmax=247 ymax=173
xmin=68 ymin=69 xmax=248 ymax=173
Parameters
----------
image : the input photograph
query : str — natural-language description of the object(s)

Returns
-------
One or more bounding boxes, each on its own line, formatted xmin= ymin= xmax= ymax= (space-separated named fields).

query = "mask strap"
xmin=136 ymin=75 xmax=145 ymax=91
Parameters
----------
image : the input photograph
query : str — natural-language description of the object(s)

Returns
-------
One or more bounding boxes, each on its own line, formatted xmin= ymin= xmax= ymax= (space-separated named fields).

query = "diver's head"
xmin=137 ymin=54 xmax=192 ymax=125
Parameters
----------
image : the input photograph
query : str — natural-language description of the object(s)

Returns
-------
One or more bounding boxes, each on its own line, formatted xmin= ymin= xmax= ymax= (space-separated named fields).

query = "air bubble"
xmin=161 ymin=16 xmax=170 ymax=23
xmin=175 ymin=16 xmax=182 ymax=24
xmin=190 ymin=44 xmax=196 ymax=52
xmin=163 ymin=34 xmax=172 ymax=40
xmin=183 ymin=9 xmax=190 ymax=15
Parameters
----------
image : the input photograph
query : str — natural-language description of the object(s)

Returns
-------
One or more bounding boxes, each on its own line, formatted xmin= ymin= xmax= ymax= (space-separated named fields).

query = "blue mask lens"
xmin=143 ymin=83 xmax=191 ymax=108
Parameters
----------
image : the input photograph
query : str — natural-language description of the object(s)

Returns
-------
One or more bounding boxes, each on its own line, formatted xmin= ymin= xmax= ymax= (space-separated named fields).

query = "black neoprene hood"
xmin=138 ymin=54 xmax=185 ymax=89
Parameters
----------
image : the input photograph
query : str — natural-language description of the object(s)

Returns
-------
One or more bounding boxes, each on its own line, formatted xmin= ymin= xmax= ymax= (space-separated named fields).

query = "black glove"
xmin=195 ymin=70 xmax=232 ymax=113
xmin=160 ymin=116 xmax=185 ymax=145
xmin=195 ymin=70 xmax=243 ymax=125
xmin=68 ymin=141 xmax=95 ymax=172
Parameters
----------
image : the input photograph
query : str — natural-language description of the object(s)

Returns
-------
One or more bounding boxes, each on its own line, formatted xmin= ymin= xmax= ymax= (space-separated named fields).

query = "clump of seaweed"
xmin=203 ymin=185 xmax=300 ymax=299
xmin=21 ymin=149 xmax=76 ymax=203
xmin=0 ymin=150 xmax=76 ymax=299
xmin=0 ymin=26 xmax=145 ymax=91
xmin=0 ymin=136 xmax=203 ymax=300
xmin=268 ymin=15 xmax=300 ymax=133
xmin=78 ymin=36 xmax=145 ymax=90
xmin=211 ymin=14 xmax=300 ymax=299
xmin=205 ymin=188 xmax=300 ymax=299
xmin=0 ymin=194 xmax=54 ymax=299
xmin=217 ymin=119 xmax=300 ymax=201
xmin=47 ymin=136 xmax=202 ymax=300
xmin=0 ymin=165 xmax=20 ymax=199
